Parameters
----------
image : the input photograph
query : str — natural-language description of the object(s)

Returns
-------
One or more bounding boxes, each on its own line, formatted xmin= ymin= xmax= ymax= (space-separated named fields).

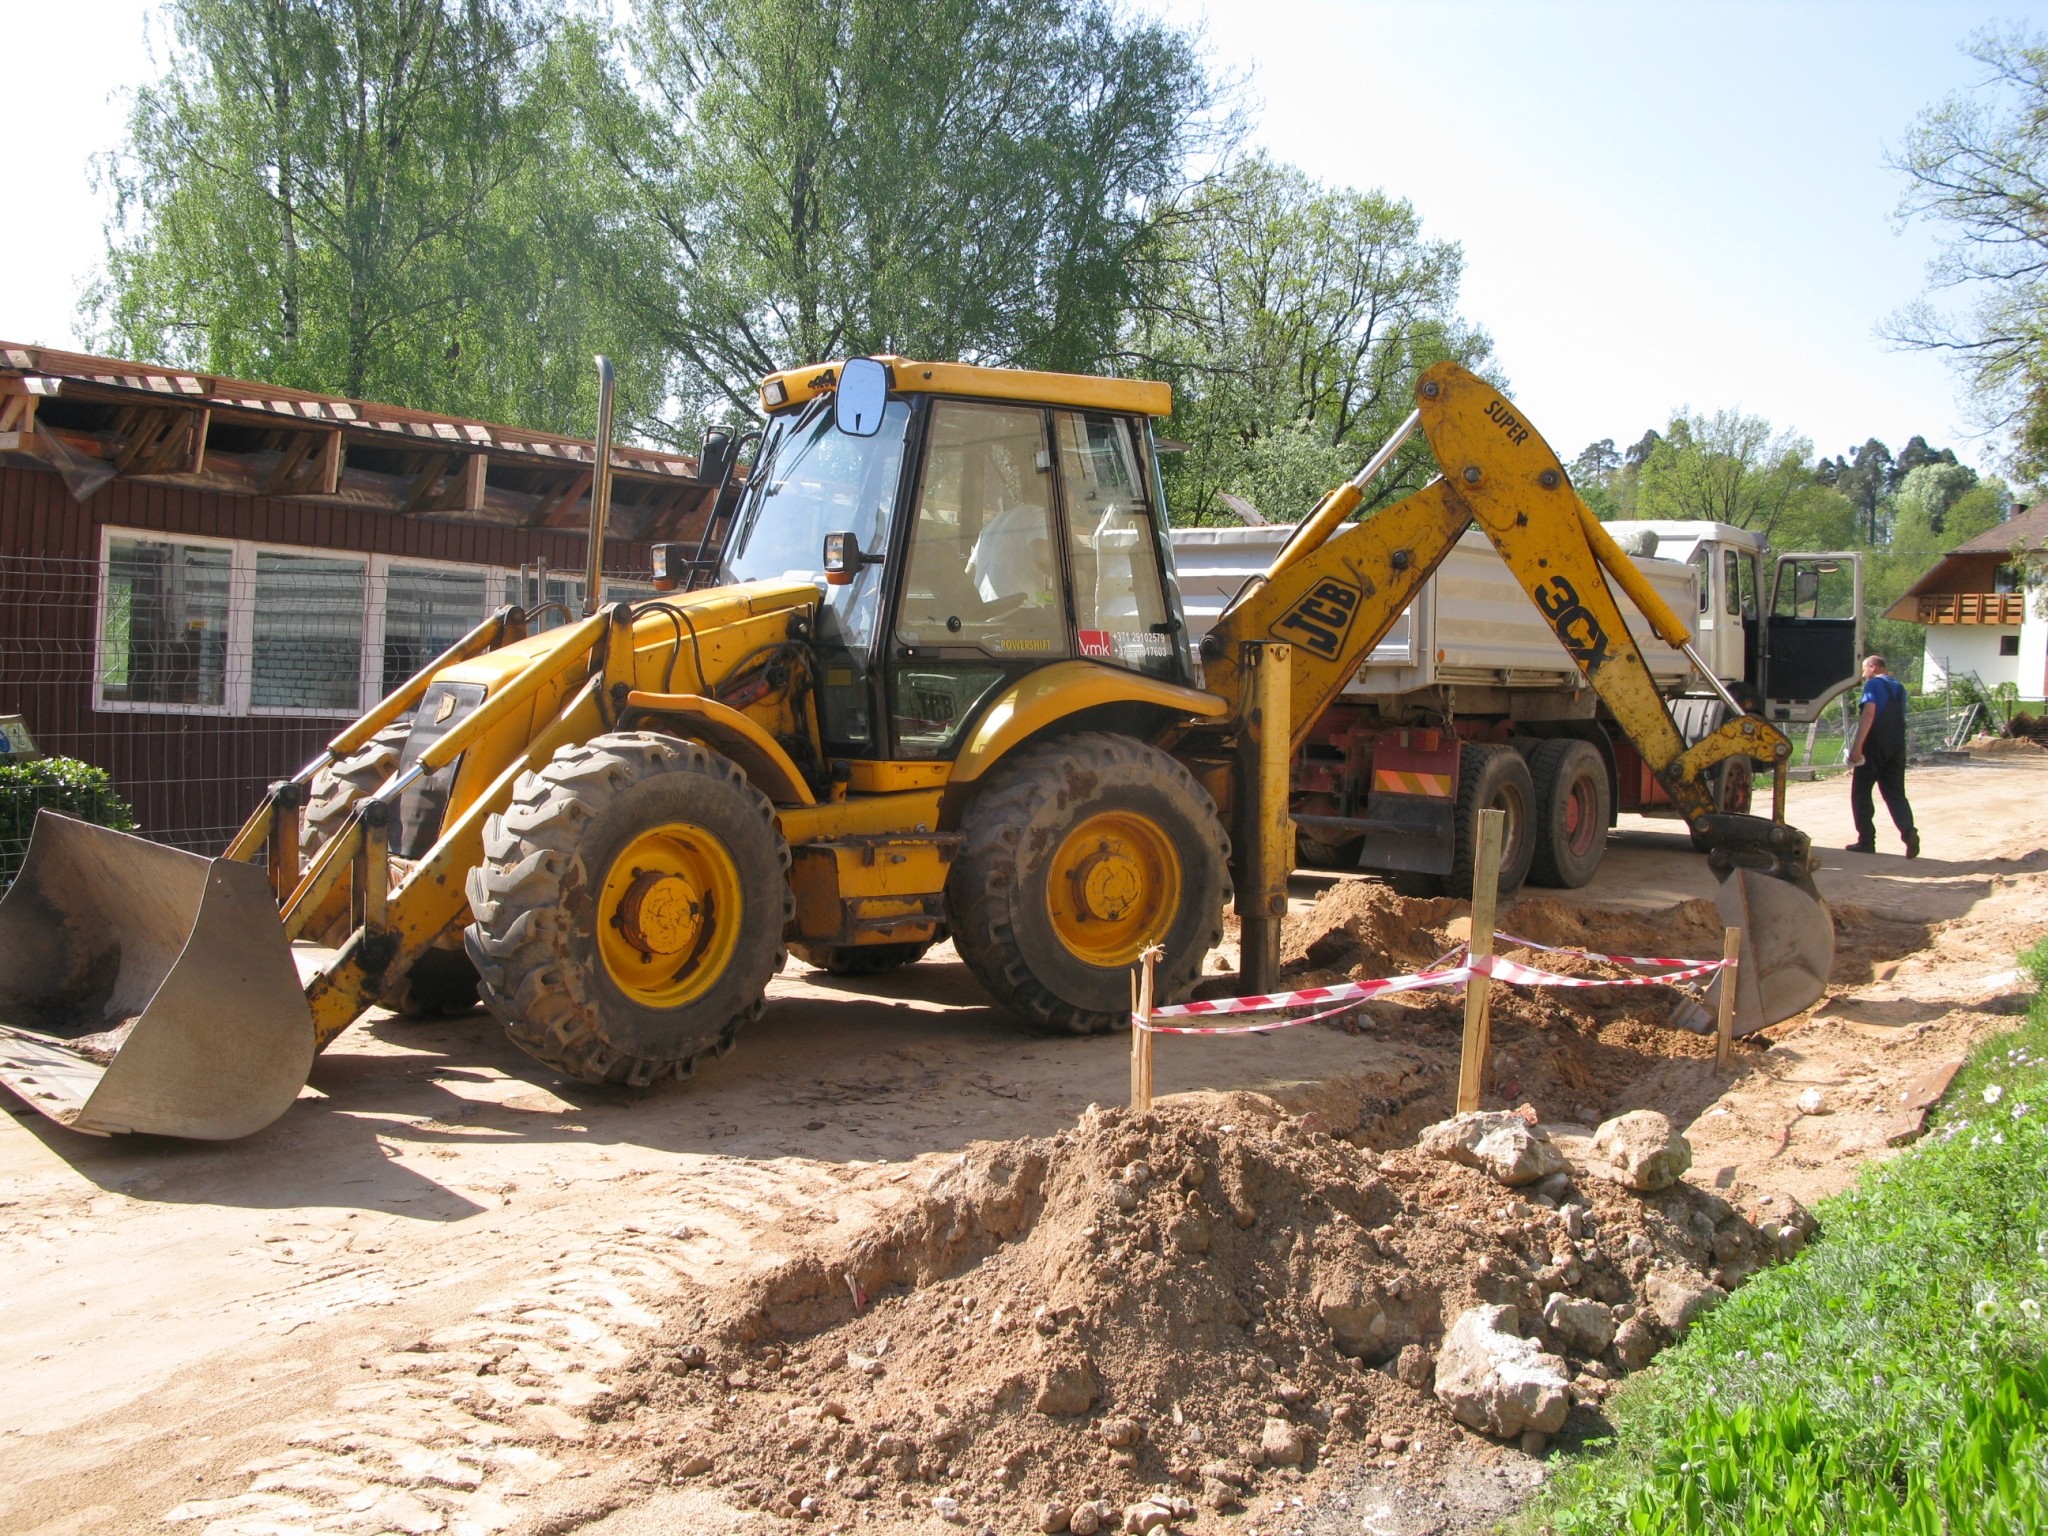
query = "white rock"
xmin=1432 ymin=1304 xmax=1571 ymax=1438
xmin=1541 ymin=1292 xmax=1615 ymax=1355
xmin=1418 ymin=1112 xmax=1570 ymax=1187
xmin=1644 ymin=1271 xmax=1726 ymax=1336
xmin=1590 ymin=1111 xmax=1693 ymax=1193
xmin=1796 ymin=1087 xmax=1827 ymax=1115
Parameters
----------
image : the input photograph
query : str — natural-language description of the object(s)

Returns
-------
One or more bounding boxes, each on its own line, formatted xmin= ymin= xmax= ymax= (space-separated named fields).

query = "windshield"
xmin=723 ymin=399 xmax=911 ymax=586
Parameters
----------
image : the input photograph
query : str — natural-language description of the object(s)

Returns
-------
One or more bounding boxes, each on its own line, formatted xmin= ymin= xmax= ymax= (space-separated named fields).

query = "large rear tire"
xmin=948 ymin=733 xmax=1230 ymax=1035
xmin=1446 ymin=744 xmax=1536 ymax=899
xmin=465 ymin=733 xmax=791 ymax=1085
xmin=1527 ymin=738 xmax=1610 ymax=889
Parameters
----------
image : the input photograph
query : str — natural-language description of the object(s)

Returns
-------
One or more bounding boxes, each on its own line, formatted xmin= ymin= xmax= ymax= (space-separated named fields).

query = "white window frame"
xmin=368 ymin=553 xmax=501 ymax=711
xmin=245 ymin=545 xmax=372 ymax=719
xmin=92 ymin=526 xmax=245 ymax=717
xmin=95 ymin=527 xmax=513 ymax=719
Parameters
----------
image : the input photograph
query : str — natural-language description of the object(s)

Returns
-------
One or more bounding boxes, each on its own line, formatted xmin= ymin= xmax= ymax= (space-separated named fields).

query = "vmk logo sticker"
xmin=1270 ymin=578 xmax=1361 ymax=659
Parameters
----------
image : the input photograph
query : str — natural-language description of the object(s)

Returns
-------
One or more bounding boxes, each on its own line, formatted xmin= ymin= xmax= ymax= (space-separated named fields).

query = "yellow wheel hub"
xmin=1045 ymin=810 xmax=1182 ymax=966
xmin=597 ymin=824 xmax=743 ymax=1008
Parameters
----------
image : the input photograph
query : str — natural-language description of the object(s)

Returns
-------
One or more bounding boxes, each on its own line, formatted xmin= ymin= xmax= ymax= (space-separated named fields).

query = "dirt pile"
xmin=605 ymin=1095 xmax=1776 ymax=1528
xmin=1274 ymin=884 xmax=1734 ymax=1123
xmin=2003 ymin=712 xmax=2048 ymax=747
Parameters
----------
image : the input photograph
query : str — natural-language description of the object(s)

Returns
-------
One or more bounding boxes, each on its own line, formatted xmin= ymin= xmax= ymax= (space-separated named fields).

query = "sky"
xmin=6 ymin=0 xmax=2046 ymax=474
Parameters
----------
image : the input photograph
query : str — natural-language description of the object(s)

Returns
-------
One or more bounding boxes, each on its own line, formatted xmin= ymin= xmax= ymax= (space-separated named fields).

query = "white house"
xmin=1885 ymin=503 xmax=2048 ymax=702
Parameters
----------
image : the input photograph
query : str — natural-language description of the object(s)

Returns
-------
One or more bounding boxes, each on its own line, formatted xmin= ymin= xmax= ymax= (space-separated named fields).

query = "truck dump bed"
xmin=1171 ymin=525 xmax=1703 ymax=698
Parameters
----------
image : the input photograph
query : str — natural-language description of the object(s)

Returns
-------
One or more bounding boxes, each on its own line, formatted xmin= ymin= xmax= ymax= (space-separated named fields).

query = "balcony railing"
xmin=1915 ymin=591 xmax=2027 ymax=625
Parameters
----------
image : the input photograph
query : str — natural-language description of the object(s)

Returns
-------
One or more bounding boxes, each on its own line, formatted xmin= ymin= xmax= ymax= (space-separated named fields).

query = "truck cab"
xmin=1605 ymin=521 xmax=1864 ymax=724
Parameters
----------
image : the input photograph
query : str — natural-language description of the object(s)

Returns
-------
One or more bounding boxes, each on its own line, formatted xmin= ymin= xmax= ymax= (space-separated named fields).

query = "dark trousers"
xmin=1851 ymin=751 xmax=1916 ymax=846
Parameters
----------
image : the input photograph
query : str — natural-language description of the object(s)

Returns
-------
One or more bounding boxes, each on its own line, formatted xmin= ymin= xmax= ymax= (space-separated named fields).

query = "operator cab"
xmin=718 ymin=356 xmax=1195 ymax=760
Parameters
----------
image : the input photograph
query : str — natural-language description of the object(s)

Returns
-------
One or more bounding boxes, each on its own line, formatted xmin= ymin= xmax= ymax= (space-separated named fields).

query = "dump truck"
xmin=1171 ymin=520 xmax=1863 ymax=888
xmin=0 ymin=359 xmax=1833 ymax=1139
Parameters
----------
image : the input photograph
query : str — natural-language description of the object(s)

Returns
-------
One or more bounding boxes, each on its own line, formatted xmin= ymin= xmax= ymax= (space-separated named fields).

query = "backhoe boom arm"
xmin=1203 ymin=361 xmax=1794 ymax=830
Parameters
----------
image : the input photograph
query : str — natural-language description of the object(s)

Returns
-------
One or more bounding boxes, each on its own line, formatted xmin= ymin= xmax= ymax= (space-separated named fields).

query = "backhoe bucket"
xmin=0 ymin=813 xmax=314 ymax=1139
xmin=1667 ymin=868 xmax=1835 ymax=1037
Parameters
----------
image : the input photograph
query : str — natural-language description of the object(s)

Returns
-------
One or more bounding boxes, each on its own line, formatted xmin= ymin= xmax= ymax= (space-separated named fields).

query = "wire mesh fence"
xmin=1791 ymin=673 xmax=2011 ymax=769
xmin=0 ymin=551 xmax=656 ymax=884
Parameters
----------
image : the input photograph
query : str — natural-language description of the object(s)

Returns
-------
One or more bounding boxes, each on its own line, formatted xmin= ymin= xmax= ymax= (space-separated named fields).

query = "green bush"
xmin=0 ymin=757 xmax=137 ymax=885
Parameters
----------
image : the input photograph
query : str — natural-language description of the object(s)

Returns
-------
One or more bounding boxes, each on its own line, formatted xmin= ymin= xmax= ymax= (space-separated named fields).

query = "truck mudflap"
xmin=0 ymin=813 xmax=314 ymax=1139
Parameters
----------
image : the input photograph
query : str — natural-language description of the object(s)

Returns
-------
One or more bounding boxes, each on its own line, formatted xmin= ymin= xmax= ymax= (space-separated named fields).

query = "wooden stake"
xmin=1132 ymin=946 xmax=1160 ymax=1111
xmin=1456 ymin=808 xmax=1506 ymax=1115
xmin=1715 ymin=925 xmax=1742 ymax=1074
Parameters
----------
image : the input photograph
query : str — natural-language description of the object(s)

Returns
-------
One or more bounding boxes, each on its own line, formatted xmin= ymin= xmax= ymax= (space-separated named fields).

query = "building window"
xmin=251 ymin=551 xmax=367 ymax=713
xmin=384 ymin=564 xmax=490 ymax=692
xmin=99 ymin=536 xmax=232 ymax=709
xmin=2001 ymin=633 xmax=2021 ymax=657
xmin=95 ymin=527 xmax=651 ymax=717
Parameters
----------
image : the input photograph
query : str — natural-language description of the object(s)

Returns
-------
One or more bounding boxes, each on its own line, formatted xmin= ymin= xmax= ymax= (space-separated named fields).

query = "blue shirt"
xmin=1860 ymin=673 xmax=1907 ymax=757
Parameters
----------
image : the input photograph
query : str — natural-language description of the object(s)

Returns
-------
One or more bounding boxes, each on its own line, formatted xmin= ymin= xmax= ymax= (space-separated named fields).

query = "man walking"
xmin=1846 ymin=654 xmax=1918 ymax=857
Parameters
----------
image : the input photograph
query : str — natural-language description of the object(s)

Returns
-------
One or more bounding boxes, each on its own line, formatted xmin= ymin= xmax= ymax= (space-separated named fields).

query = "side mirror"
xmin=835 ymin=357 xmax=889 ymax=438
xmin=822 ymin=530 xmax=880 ymax=586
xmin=1794 ymin=567 xmax=1820 ymax=608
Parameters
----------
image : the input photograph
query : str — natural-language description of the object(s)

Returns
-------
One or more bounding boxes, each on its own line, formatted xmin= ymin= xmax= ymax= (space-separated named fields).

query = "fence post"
xmin=1715 ymin=925 xmax=1742 ymax=1074
xmin=1131 ymin=945 xmax=1159 ymax=1112
xmin=1456 ymin=808 xmax=1506 ymax=1115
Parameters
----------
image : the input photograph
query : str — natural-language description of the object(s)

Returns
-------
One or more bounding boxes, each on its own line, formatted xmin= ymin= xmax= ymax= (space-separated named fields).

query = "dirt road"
xmin=2 ymin=755 xmax=2042 ymax=1536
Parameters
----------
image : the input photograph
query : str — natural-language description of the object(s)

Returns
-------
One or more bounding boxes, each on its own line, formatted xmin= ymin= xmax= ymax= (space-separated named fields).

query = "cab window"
xmin=1055 ymin=410 xmax=1177 ymax=680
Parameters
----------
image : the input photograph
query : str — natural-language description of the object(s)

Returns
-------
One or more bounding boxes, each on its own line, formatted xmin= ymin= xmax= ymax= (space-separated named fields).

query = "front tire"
xmin=465 ymin=734 xmax=791 ymax=1085
xmin=948 ymin=733 xmax=1231 ymax=1035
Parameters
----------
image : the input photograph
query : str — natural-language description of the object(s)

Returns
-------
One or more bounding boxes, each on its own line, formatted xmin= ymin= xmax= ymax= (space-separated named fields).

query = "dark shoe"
xmin=1844 ymin=840 xmax=1875 ymax=853
xmin=1904 ymin=834 xmax=1920 ymax=859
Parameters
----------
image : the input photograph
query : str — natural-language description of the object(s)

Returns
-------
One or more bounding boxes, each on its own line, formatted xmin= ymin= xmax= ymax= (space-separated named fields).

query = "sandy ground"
xmin=1 ymin=754 xmax=2043 ymax=1536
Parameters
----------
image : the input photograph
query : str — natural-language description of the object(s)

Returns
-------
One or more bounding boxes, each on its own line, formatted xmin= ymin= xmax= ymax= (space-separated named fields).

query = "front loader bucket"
xmin=1667 ymin=868 xmax=1835 ymax=1038
xmin=0 ymin=813 xmax=313 ymax=1139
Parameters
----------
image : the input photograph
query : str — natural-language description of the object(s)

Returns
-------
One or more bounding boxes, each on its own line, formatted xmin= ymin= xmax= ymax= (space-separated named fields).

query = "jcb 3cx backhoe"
xmin=0 ymin=359 xmax=1833 ymax=1139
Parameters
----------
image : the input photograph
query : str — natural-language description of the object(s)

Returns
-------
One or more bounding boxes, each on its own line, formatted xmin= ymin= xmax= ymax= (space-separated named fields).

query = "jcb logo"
xmin=1271 ymin=579 xmax=1360 ymax=659
xmin=1533 ymin=576 xmax=1613 ymax=671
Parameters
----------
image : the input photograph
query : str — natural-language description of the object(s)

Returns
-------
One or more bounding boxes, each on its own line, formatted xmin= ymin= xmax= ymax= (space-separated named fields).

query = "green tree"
xmin=1634 ymin=410 xmax=1852 ymax=545
xmin=92 ymin=0 xmax=654 ymax=433
xmin=1133 ymin=155 xmax=1492 ymax=524
xmin=575 ymin=0 xmax=1227 ymax=431
xmin=1888 ymin=28 xmax=2048 ymax=474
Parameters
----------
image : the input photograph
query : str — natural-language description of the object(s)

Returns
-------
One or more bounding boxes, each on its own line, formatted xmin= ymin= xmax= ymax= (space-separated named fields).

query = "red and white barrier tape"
xmin=1490 ymin=930 xmax=1709 ymax=970
xmin=1477 ymin=953 xmax=1730 ymax=989
xmin=1144 ymin=967 xmax=1472 ymax=1033
xmin=1137 ymin=949 xmax=1734 ymax=1032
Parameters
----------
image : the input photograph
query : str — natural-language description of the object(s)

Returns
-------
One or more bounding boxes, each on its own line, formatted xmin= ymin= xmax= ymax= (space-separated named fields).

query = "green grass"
xmin=1520 ymin=940 xmax=2048 ymax=1534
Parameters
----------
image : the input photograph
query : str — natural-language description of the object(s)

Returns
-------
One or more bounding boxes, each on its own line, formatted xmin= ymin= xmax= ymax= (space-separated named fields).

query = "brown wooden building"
xmin=0 ymin=343 xmax=720 ymax=854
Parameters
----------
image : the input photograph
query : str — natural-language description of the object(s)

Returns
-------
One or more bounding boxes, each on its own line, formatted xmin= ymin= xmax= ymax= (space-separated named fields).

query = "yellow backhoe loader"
xmin=0 ymin=358 xmax=1832 ymax=1139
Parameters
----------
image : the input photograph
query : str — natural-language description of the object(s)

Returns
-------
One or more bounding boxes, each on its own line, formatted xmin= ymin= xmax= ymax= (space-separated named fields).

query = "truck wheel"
xmin=1527 ymin=739 xmax=1610 ymax=888
xmin=1447 ymin=744 xmax=1536 ymax=899
xmin=948 ymin=732 xmax=1230 ymax=1035
xmin=790 ymin=941 xmax=932 ymax=975
xmin=1689 ymin=756 xmax=1757 ymax=852
xmin=465 ymin=733 xmax=791 ymax=1086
